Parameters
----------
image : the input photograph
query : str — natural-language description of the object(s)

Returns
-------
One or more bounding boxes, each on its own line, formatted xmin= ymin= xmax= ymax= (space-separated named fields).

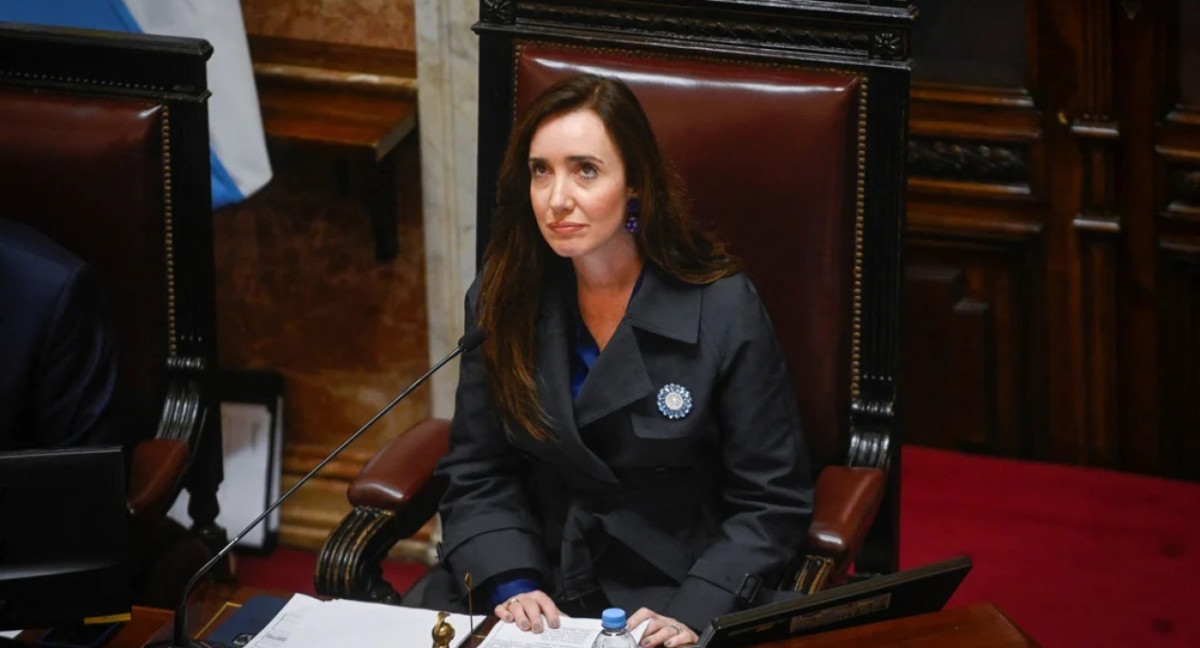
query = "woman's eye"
xmin=579 ymin=163 xmax=598 ymax=179
xmin=530 ymin=163 xmax=548 ymax=177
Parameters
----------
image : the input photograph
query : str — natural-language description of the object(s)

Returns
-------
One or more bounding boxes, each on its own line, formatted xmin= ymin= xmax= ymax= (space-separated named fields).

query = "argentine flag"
xmin=0 ymin=0 xmax=273 ymax=209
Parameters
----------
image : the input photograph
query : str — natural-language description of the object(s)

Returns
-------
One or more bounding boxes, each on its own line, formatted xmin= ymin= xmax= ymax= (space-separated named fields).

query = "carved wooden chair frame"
xmin=316 ymin=0 xmax=913 ymax=603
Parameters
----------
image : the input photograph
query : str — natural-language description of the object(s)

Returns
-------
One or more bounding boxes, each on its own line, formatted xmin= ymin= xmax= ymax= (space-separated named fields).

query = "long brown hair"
xmin=479 ymin=74 xmax=740 ymax=441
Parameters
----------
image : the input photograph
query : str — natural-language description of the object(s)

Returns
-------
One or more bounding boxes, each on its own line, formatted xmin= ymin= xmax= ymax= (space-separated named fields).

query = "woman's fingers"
xmin=535 ymin=592 xmax=562 ymax=629
xmin=627 ymin=607 xmax=656 ymax=630
xmin=646 ymin=623 xmax=697 ymax=648
xmin=625 ymin=609 xmax=697 ymax=648
xmin=517 ymin=596 xmax=543 ymax=632
xmin=497 ymin=590 xmax=561 ymax=633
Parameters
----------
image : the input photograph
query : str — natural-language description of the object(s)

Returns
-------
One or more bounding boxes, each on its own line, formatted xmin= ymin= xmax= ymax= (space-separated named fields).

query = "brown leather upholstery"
xmin=807 ymin=466 xmax=886 ymax=585
xmin=348 ymin=418 xmax=451 ymax=510
xmin=515 ymin=42 xmax=860 ymax=468
xmin=0 ymin=88 xmax=169 ymax=437
xmin=128 ymin=438 xmax=190 ymax=522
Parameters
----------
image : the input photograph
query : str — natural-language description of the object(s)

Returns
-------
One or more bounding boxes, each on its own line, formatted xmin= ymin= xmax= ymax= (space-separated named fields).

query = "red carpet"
xmin=234 ymin=548 xmax=426 ymax=598
xmin=236 ymin=446 xmax=1200 ymax=647
xmin=900 ymin=446 xmax=1200 ymax=648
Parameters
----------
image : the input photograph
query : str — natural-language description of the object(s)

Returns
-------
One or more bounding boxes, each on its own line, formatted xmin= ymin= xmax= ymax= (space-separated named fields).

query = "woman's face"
xmin=528 ymin=108 xmax=634 ymax=264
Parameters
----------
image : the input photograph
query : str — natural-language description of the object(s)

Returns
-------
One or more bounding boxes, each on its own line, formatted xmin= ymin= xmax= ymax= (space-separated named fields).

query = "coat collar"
xmin=533 ymin=264 xmax=704 ymax=484
xmin=624 ymin=264 xmax=702 ymax=344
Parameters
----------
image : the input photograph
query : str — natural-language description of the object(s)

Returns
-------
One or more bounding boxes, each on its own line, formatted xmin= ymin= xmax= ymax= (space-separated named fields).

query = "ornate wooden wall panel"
xmin=1147 ymin=0 xmax=1200 ymax=479
xmin=904 ymin=0 xmax=1200 ymax=480
xmin=903 ymin=0 xmax=1049 ymax=456
xmin=1158 ymin=245 xmax=1200 ymax=479
xmin=903 ymin=232 xmax=1041 ymax=457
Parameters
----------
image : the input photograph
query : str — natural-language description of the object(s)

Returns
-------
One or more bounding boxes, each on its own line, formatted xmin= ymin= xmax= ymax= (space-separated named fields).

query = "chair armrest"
xmin=347 ymin=417 xmax=450 ymax=510
xmin=316 ymin=418 xmax=450 ymax=602
xmin=127 ymin=438 xmax=189 ymax=522
xmin=790 ymin=465 xmax=885 ymax=593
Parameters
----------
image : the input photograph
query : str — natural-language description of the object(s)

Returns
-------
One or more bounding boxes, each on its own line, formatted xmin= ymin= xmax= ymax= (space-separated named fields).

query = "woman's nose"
xmin=548 ymin=177 xmax=573 ymax=212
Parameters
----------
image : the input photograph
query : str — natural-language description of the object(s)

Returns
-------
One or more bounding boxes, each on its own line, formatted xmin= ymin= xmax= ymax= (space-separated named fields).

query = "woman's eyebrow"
xmin=527 ymin=154 xmax=605 ymax=165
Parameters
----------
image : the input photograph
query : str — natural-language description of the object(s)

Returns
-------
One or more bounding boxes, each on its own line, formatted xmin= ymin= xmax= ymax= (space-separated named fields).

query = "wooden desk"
xmin=763 ymin=604 xmax=1040 ymax=648
xmin=15 ymin=591 xmax=1038 ymax=648
xmin=249 ymin=36 xmax=418 ymax=262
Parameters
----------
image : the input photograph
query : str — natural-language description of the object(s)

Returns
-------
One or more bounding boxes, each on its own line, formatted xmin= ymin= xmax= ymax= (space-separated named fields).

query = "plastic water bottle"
xmin=592 ymin=608 xmax=637 ymax=648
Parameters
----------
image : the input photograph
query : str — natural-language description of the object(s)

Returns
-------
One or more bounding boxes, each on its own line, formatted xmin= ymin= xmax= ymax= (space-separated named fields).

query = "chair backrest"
xmin=474 ymin=0 xmax=913 ymax=573
xmin=0 ymin=23 xmax=221 ymax=528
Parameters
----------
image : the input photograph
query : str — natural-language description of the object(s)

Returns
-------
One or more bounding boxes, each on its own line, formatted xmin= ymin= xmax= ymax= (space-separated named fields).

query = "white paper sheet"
xmin=243 ymin=594 xmax=478 ymax=648
xmin=477 ymin=616 xmax=649 ymax=648
xmin=243 ymin=593 xmax=323 ymax=648
xmin=169 ymin=401 xmax=281 ymax=549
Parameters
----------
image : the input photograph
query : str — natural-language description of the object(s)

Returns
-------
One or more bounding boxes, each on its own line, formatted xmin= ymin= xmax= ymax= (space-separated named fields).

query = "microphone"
xmin=464 ymin=573 xmax=474 ymax=637
xmin=150 ymin=330 xmax=485 ymax=648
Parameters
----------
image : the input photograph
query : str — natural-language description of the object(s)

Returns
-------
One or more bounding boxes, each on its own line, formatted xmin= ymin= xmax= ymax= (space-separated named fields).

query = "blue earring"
xmin=625 ymin=197 xmax=641 ymax=234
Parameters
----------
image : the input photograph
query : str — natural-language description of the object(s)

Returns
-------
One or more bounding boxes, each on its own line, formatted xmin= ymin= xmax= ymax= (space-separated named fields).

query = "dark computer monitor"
xmin=697 ymin=556 xmax=972 ymax=648
xmin=0 ymin=445 xmax=131 ymax=630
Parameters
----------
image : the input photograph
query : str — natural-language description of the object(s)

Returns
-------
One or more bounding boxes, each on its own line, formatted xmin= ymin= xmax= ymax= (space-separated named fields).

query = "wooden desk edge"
xmin=63 ymin=594 xmax=1038 ymax=648
xmin=754 ymin=603 xmax=1040 ymax=648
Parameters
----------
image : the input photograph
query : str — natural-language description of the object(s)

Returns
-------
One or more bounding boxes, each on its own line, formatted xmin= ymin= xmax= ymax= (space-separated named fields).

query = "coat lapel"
xmin=574 ymin=266 xmax=702 ymax=427
xmin=532 ymin=265 xmax=704 ymax=485
xmin=535 ymin=272 xmax=619 ymax=486
xmin=573 ymin=319 xmax=653 ymax=427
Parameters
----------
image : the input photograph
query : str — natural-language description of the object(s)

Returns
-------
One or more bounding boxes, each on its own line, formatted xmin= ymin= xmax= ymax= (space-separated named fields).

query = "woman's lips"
xmin=548 ymin=222 xmax=585 ymax=233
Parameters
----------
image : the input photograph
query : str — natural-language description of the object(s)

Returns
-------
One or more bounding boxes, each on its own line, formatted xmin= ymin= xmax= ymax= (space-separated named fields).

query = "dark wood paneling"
xmin=911 ymin=0 xmax=1026 ymax=87
xmin=1181 ymin=0 xmax=1200 ymax=105
xmin=1159 ymin=244 xmax=1200 ymax=479
xmin=903 ymin=0 xmax=1200 ymax=480
xmin=902 ymin=232 xmax=1042 ymax=457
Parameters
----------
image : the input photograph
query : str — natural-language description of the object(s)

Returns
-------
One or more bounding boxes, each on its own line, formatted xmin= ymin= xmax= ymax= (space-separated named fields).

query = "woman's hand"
xmin=627 ymin=608 xmax=698 ymax=648
xmin=493 ymin=589 xmax=562 ymax=634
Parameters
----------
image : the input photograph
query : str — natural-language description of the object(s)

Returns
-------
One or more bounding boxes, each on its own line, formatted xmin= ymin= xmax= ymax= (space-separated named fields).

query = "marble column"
xmin=415 ymin=0 xmax=479 ymax=417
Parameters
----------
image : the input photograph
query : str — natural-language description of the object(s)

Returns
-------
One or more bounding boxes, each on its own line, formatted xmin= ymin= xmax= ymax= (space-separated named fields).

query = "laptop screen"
xmin=0 ymin=445 xmax=131 ymax=630
xmin=698 ymin=556 xmax=972 ymax=648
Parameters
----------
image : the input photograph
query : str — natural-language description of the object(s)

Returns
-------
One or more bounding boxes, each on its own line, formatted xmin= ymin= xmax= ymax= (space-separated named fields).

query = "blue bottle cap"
xmin=601 ymin=608 xmax=627 ymax=629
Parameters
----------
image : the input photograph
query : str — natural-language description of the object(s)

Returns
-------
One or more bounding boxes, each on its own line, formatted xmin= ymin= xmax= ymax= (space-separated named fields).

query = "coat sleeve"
xmin=664 ymin=277 xmax=814 ymax=631
xmin=34 ymin=263 xmax=120 ymax=449
xmin=436 ymin=281 xmax=551 ymax=588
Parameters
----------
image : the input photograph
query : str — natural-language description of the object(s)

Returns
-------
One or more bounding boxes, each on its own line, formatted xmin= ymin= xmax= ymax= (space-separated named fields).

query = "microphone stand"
xmin=150 ymin=332 xmax=483 ymax=648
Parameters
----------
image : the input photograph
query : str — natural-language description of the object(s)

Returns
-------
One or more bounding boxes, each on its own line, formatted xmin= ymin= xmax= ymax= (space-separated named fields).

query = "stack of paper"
xmin=243 ymin=595 xmax=649 ymax=648
xmin=243 ymin=595 xmax=477 ymax=648
xmin=476 ymin=616 xmax=648 ymax=648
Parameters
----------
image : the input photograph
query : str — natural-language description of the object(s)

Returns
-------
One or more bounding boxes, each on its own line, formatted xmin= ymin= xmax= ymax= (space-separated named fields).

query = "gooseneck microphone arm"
xmin=155 ymin=330 xmax=485 ymax=648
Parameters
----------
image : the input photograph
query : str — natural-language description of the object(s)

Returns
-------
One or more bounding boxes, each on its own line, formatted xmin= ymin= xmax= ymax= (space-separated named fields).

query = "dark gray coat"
xmin=435 ymin=264 xmax=813 ymax=631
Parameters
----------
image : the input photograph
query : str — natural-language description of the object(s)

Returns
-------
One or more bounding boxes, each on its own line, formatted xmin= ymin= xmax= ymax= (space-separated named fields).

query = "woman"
xmin=419 ymin=75 xmax=813 ymax=646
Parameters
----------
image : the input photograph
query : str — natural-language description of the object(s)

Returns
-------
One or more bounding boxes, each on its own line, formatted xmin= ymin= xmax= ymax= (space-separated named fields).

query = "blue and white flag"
xmin=0 ymin=0 xmax=273 ymax=209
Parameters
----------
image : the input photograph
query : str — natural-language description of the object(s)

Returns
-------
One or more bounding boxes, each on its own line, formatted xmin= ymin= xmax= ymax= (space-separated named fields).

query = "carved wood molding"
xmin=911 ymin=84 xmax=1035 ymax=109
xmin=1169 ymin=166 xmax=1200 ymax=213
xmin=482 ymin=0 xmax=515 ymax=24
xmin=1159 ymin=157 xmax=1200 ymax=223
xmin=906 ymin=207 xmax=1043 ymax=239
xmin=847 ymin=426 xmax=891 ymax=470
xmin=907 ymin=138 xmax=1028 ymax=184
xmin=1072 ymin=209 xmax=1122 ymax=234
xmin=519 ymin=3 xmax=867 ymax=52
xmin=502 ymin=1 xmax=912 ymax=60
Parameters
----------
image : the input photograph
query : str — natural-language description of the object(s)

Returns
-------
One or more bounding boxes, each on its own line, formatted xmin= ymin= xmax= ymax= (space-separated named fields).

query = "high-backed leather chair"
xmin=317 ymin=0 xmax=913 ymax=604
xmin=0 ymin=23 xmax=225 ymax=607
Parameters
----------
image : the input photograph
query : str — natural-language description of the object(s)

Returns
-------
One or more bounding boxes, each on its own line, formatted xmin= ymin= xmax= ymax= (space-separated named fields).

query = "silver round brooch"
xmin=656 ymin=383 xmax=692 ymax=420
